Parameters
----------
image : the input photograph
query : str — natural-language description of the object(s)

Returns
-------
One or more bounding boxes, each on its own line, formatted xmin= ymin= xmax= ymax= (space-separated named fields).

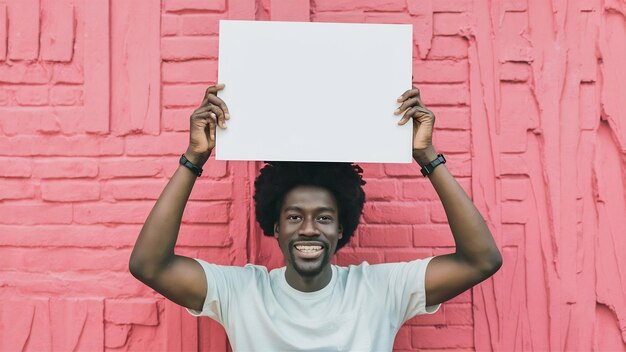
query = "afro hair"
xmin=253 ymin=162 xmax=366 ymax=252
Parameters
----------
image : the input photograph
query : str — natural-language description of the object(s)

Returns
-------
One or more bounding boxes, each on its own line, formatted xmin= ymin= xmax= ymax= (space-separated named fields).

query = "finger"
xmin=394 ymin=97 xmax=421 ymax=115
xmin=397 ymin=86 xmax=420 ymax=102
xmin=206 ymin=104 xmax=227 ymax=129
xmin=200 ymin=83 xmax=226 ymax=107
xmin=206 ymin=117 xmax=216 ymax=141
xmin=398 ymin=107 xmax=419 ymax=125
xmin=207 ymin=94 xmax=230 ymax=120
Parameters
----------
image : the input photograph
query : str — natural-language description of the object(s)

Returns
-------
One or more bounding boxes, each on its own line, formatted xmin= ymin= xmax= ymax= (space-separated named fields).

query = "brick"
xmin=414 ymin=60 xmax=468 ymax=83
xmin=500 ymin=155 xmax=528 ymax=176
xmin=364 ymin=12 xmax=411 ymax=25
xmin=7 ymin=0 xmax=39 ymax=60
xmin=445 ymin=303 xmax=472 ymax=325
xmin=359 ymin=225 xmax=412 ymax=247
xmin=363 ymin=202 xmax=428 ymax=224
xmin=161 ymin=37 xmax=219 ymax=61
xmin=182 ymin=201 xmax=230 ymax=224
xmin=162 ymin=108 xmax=191 ymax=132
xmin=14 ymin=86 xmax=48 ymax=106
xmin=180 ymin=14 xmax=223 ymax=35
xmin=417 ymin=83 xmax=469 ymax=106
xmin=190 ymin=180 xmax=234 ymax=200
xmin=0 ymin=63 xmax=51 ymax=84
xmin=40 ymin=0 xmax=74 ymax=62
xmin=270 ymin=0 xmax=310 ymax=21
xmin=50 ymin=85 xmax=83 ymax=106
xmin=33 ymin=158 xmax=99 ymax=179
xmin=52 ymin=63 xmax=83 ymax=84
xmin=0 ymin=5 xmax=6 ymax=60
xmin=0 ymin=248 xmax=130 ymax=272
xmin=0 ymin=135 xmax=124 ymax=156
xmin=125 ymin=133 xmax=188 ymax=156
xmin=0 ymin=223 xmax=231 ymax=248
xmin=0 ymin=203 xmax=72 ymax=224
xmin=501 ymin=200 xmax=527 ymax=224
xmin=162 ymin=14 xmax=179 ymax=36
xmin=363 ymin=179 xmax=397 ymax=201
xmin=228 ymin=0 xmax=255 ymax=20
xmin=402 ymin=179 xmax=438 ymax=201
xmin=41 ymin=180 xmax=100 ymax=202
xmin=393 ymin=326 xmax=412 ymax=350
xmin=0 ymin=157 xmax=32 ymax=177
xmin=163 ymin=84 xmax=208 ymax=107
xmin=433 ymin=130 xmax=471 ymax=153
xmin=105 ymin=324 xmax=131 ymax=349
xmin=311 ymin=11 xmax=366 ymax=23
xmin=383 ymin=249 xmax=432 ymax=263
xmin=434 ymin=106 xmax=470 ymax=130
xmin=432 ymin=0 xmax=472 ymax=12
xmin=502 ymin=223 xmax=525 ymax=247
xmin=98 ymin=158 xmax=162 ymax=179
xmin=73 ymin=201 xmax=153 ymax=225
xmin=334 ymin=249 xmax=384 ymax=265
xmin=163 ymin=0 xmax=226 ymax=12
xmin=501 ymin=178 xmax=528 ymax=201
xmin=360 ymin=163 xmax=385 ymax=178
xmin=433 ymin=13 xmax=472 ymax=36
xmin=384 ymin=162 xmax=420 ymax=178
xmin=313 ymin=0 xmax=406 ymax=11
xmin=162 ymin=60 xmax=218 ymax=83
xmin=429 ymin=201 xmax=448 ymax=223
xmin=500 ymin=62 xmax=531 ymax=82
xmin=105 ymin=299 xmax=159 ymax=325
xmin=428 ymin=36 xmax=468 ymax=59
xmin=412 ymin=326 xmax=473 ymax=348
xmin=446 ymin=153 xmax=472 ymax=177
xmin=413 ymin=224 xmax=455 ymax=247
xmin=0 ymin=180 xmax=35 ymax=200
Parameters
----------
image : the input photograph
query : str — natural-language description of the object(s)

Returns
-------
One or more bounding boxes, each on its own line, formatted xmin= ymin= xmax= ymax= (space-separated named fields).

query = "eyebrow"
xmin=282 ymin=206 xmax=337 ymax=213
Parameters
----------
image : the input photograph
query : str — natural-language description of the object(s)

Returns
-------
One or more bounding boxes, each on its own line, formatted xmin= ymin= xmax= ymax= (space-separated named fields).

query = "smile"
xmin=292 ymin=242 xmax=325 ymax=259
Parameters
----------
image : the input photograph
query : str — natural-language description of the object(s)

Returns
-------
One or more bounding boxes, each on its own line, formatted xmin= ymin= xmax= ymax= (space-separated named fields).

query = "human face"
xmin=274 ymin=185 xmax=343 ymax=278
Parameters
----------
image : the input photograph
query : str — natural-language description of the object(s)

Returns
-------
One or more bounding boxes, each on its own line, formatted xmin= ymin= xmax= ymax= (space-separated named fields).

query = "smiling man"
xmin=129 ymin=83 xmax=502 ymax=351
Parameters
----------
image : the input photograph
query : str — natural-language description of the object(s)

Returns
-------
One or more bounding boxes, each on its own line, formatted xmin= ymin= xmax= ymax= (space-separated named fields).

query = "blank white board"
xmin=216 ymin=20 xmax=413 ymax=163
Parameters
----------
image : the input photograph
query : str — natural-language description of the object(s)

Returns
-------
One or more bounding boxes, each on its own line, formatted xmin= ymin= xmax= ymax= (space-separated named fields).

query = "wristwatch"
xmin=420 ymin=154 xmax=446 ymax=177
xmin=179 ymin=154 xmax=203 ymax=177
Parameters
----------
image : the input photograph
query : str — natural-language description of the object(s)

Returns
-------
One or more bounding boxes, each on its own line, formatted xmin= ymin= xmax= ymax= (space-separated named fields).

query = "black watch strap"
xmin=179 ymin=154 xmax=203 ymax=177
xmin=420 ymin=154 xmax=446 ymax=177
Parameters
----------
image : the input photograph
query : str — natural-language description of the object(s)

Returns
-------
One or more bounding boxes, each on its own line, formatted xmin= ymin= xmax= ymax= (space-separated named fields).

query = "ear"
xmin=273 ymin=222 xmax=280 ymax=238
xmin=338 ymin=225 xmax=343 ymax=239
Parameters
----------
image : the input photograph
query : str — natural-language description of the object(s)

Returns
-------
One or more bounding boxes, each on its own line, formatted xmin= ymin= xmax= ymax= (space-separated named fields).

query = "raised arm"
xmin=395 ymin=87 xmax=502 ymax=307
xmin=129 ymin=84 xmax=229 ymax=311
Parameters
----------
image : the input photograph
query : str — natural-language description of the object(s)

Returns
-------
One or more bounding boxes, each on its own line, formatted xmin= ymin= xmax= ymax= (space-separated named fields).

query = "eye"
xmin=317 ymin=215 xmax=333 ymax=223
xmin=286 ymin=214 xmax=301 ymax=221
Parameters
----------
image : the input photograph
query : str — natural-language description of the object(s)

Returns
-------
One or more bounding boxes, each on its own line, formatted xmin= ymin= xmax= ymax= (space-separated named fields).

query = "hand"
xmin=185 ymin=83 xmax=230 ymax=166
xmin=395 ymin=86 xmax=437 ymax=164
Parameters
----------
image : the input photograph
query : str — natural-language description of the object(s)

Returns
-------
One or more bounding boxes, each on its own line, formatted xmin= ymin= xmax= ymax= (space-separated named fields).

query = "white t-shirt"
xmin=187 ymin=257 xmax=440 ymax=352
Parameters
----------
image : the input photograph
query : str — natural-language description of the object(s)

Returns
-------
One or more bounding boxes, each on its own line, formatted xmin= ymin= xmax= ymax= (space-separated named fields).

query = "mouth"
xmin=292 ymin=241 xmax=325 ymax=260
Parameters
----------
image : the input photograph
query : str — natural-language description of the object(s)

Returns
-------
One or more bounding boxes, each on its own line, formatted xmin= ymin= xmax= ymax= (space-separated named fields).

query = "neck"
xmin=284 ymin=264 xmax=333 ymax=292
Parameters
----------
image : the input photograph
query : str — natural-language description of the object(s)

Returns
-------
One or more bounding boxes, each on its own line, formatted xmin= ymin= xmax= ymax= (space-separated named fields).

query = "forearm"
xmin=416 ymin=148 xmax=501 ymax=270
xmin=129 ymin=163 xmax=198 ymax=277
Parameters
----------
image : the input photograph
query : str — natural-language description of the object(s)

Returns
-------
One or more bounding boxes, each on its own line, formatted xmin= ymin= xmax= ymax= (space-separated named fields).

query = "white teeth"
xmin=295 ymin=245 xmax=322 ymax=252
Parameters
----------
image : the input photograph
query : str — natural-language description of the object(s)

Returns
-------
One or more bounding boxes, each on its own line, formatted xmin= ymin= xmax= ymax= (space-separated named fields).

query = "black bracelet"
xmin=420 ymin=154 xmax=446 ymax=177
xmin=179 ymin=154 xmax=203 ymax=177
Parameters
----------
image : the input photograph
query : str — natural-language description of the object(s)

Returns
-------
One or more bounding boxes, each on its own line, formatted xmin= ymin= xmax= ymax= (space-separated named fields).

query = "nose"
xmin=299 ymin=217 xmax=319 ymax=236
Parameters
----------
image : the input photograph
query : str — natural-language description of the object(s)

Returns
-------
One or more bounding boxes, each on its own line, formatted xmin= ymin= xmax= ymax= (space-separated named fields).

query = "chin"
xmin=289 ymin=248 xmax=331 ymax=278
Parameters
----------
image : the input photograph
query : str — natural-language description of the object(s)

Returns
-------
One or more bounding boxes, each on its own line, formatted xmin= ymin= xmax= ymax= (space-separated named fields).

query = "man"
xmin=129 ymin=83 xmax=502 ymax=351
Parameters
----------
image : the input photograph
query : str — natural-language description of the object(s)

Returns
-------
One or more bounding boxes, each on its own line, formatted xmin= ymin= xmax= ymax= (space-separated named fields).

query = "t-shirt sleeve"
xmin=185 ymin=258 xmax=252 ymax=325
xmin=366 ymin=257 xmax=441 ymax=327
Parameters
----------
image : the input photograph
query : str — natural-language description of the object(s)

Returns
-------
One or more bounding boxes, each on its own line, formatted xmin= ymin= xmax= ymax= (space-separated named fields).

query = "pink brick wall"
xmin=1 ymin=0 xmax=625 ymax=351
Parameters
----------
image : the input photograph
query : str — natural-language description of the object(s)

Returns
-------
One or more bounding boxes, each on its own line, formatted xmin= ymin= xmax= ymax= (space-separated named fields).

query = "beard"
xmin=287 ymin=240 xmax=332 ymax=278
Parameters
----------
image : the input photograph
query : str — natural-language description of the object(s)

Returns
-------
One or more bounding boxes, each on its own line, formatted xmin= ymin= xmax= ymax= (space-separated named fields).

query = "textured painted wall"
xmin=0 ymin=0 xmax=624 ymax=351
